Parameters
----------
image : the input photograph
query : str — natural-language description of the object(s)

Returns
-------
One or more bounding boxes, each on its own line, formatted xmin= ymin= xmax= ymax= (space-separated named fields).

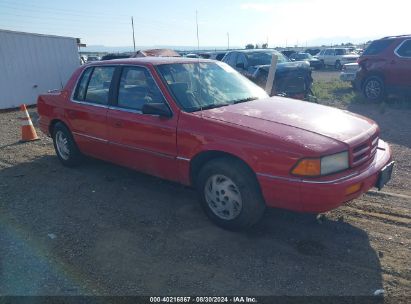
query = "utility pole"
xmin=196 ymin=10 xmax=200 ymax=52
xmin=227 ymin=32 xmax=230 ymax=50
xmin=131 ymin=16 xmax=136 ymax=52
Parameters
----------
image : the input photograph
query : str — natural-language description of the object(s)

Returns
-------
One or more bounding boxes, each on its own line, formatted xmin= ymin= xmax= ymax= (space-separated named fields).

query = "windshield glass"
xmin=246 ymin=51 xmax=289 ymax=66
xmin=157 ymin=62 xmax=268 ymax=112
xmin=296 ymin=53 xmax=313 ymax=60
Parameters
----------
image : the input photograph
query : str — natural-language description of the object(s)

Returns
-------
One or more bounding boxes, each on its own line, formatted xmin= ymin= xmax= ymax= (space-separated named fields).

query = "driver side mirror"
xmin=236 ymin=62 xmax=245 ymax=69
xmin=142 ymin=103 xmax=172 ymax=118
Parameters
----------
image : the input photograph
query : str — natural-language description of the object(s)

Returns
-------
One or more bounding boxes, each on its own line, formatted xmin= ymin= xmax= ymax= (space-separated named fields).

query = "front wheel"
xmin=197 ymin=158 xmax=266 ymax=230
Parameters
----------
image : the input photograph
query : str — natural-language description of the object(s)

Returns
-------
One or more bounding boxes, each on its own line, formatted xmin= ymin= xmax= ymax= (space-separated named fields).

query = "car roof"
xmin=228 ymin=49 xmax=278 ymax=54
xmin=85 ymin=57 xmax=214 ymax=66
xmin=381 ymin=34 xmax=411 ymax=40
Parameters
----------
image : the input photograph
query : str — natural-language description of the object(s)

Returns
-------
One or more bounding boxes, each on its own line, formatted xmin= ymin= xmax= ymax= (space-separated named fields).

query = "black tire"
xmin=52 ymin=122 xmax=82 ymax=167
xmin=335 ymin=60 xmax=342 ymax=70
xmin=196 ymin=157 xmax=266 ymax=230
xmin=362 ymin=76 xmax=385 ymax=102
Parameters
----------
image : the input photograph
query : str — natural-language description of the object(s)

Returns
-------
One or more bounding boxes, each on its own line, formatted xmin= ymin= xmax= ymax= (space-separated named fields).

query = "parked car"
xmin=281 ymin=50 xmax=296 ymax=58
xmin=315 ymin=48 xmax=359 ymax=70
xmin=37 ymin=58 xmax=394 ymax=229
xmin=289 ymin=52 xmax=323 ymax=69
xmin=222 ymin=49 xmax=313 ymax=98
xmin=340 ymin=63 xmax=359 ymax=85
xmin=197 ymin=52 xmax=227 ymax=61
xmin=86 ymin=55 xmax=101 ymax=62
xmin=101 ymin=53 xmax=131 ymax=60
xmin=355 ymin=35 xmax=411 ymax=101
xmin=305 ymin=48 xmax=321 ymax=56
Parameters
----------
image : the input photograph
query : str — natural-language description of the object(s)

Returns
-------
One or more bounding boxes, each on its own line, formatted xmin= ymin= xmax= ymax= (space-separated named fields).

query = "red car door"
xmin=68 ymin=66 xmax=115 ymax=160
xmin=106 ymin=65 xmax=179 ymax=181
xmin=387 ymin=39 xmax=411 ymax=89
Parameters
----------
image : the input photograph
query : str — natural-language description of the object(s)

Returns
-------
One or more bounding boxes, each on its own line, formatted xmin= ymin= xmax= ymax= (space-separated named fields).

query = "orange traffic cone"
xmin=20 ymin=104 xmax=39 ymax=142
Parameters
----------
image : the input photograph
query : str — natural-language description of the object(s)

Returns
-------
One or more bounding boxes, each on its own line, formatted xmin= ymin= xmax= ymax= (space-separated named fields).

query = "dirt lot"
xmin=0 ymin=96 xmax=410 ymax=297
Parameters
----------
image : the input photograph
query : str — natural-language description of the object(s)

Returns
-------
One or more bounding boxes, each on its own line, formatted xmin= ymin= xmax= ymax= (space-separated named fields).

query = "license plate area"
xmin=376 ymin=161 xmax=395 ymax=190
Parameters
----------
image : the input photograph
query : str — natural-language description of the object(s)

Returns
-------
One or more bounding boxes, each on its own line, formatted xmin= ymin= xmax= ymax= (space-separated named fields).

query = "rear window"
xmin=396 ymin=40 xmax=411 ymax=57
xmin=363 ymin=40 xmax=393 ymax=55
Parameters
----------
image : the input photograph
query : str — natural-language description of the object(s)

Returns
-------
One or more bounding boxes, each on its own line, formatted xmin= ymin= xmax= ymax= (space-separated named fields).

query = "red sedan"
xmin=37 ymin=58 xmax=394 ymax=229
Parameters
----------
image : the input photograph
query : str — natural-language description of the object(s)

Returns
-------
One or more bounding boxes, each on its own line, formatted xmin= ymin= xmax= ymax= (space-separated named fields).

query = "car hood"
xmin=200 ymin=97 xmax=377 ymax=144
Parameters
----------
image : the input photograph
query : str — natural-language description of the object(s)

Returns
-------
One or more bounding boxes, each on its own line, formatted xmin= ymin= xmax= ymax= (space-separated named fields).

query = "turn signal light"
xmin=291 ymin=159 xmax=321 ymax=176
xmin=345 ymin=183 xmax=362 ymax=196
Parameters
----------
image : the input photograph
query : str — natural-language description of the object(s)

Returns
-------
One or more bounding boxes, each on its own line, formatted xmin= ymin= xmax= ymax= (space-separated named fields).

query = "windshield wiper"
xmin=231 ymin=97 xmax=259 ymax=104
xmin=193 ymin=103 xmax=230 ymax=111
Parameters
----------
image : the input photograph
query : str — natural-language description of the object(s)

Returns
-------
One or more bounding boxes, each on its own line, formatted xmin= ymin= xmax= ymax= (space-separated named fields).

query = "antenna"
xmin=195 ymin=10 xmax=203 ymax=116
xmin=131 ymin=16 xmax=136 ymax=52
xmin=227 ymin=32 xmax=230 ymax=50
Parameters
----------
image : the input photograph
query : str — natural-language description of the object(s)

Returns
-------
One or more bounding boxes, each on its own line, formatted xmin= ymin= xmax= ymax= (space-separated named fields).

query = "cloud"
xmin=240 ymin=3 xmax=274 ymax=12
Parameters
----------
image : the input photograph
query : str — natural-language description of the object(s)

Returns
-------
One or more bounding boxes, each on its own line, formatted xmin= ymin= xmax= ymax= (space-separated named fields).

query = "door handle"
xmin=390 ymin=60 xmax=396 ymax=64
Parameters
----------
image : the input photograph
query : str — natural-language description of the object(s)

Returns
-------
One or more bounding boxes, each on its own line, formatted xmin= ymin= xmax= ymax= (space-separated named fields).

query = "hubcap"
xmin=365 ymin=80 xmax=381 ymax=99
xmin=55 ymin=130 xmax=70 ymax=160
xmin=204 ymin=174 xmax=243 ymax=220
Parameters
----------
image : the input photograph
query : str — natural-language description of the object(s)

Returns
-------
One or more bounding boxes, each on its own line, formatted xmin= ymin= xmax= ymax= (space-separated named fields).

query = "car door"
xmin=68 ymin=66 xmax=115 ymax=160
xmin=324 ymin=49 xmax=335 ymax=65
xmin=106 ymin=65 xmax=179 ymax=181
xmin=389 ymin=39 xmax=411 ymax=90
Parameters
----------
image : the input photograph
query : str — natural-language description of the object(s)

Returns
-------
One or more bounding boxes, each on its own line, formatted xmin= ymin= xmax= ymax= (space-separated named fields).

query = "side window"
xmin=335 ymin=49 xmax=345 ymax=55
xmin=117 ymin=67 xmax=165 ymax=111
xmin=236 ymin=54 xmax=248 ymax=68
xmin=227 ymin=53 xmax=238 ymax=67
xmin=74 ymin=67 xmax=93 ymax=101
xmin=396 ymin=40 xmax=411 ymax=58
xmin=325 ymin=49 xmax=334 ymax=56
xmin=363 ymin=40 xmax=393 ymax=56
xmin=84 ymin=66 xmax=115 ymax=105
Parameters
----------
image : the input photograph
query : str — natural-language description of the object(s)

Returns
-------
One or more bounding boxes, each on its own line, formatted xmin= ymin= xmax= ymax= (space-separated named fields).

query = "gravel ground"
xmin=0 ymin=104 xmax=410 ymax=297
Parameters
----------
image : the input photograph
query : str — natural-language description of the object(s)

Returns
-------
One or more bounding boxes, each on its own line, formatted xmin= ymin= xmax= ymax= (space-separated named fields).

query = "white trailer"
xmin=0 ymin=30 xmax=80 ymax=109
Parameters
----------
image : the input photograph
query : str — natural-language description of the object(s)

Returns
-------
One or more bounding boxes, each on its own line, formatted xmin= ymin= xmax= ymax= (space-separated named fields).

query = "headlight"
xmin=291 ymin=151 xmax=349 ymax=177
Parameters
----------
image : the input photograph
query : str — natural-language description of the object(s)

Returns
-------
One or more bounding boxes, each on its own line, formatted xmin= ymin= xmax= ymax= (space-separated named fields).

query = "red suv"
xmin=355 ymin=35 xmax=411 ymax=101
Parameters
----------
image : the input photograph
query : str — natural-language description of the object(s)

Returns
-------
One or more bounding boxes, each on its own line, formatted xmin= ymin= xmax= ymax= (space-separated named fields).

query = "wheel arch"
xmin=189 ymin=150 xmax=257 ymax=187
xmin=49 ymin=119 xmax=69 ymax=136
xmin=361 ymin=72 xmax=386 ymax=90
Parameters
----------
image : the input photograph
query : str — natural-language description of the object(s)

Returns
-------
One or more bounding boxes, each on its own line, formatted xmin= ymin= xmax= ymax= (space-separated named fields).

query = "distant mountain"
xmin=81 ymin=45 xmax=233 ymax=53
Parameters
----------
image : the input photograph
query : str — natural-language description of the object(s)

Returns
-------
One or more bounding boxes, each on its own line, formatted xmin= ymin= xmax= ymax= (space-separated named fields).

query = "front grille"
xmin=351 ymin=134 xmax=379 ymax=167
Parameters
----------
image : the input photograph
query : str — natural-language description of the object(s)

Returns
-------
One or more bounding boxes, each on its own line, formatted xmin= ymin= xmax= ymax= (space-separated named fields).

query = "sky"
xmin=0 ymin=0 xmax=410 ymax=50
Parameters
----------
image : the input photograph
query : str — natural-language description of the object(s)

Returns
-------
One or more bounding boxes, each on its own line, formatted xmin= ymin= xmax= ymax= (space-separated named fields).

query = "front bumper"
xmin=257 ymin=140 xmax=392 ymax=213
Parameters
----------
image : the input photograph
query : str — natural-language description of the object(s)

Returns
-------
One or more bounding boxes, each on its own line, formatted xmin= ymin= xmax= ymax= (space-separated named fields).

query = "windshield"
xmin=246 ymin=51 xmax=289 ymax=66
xmin=296 ymin=53 xmax=313 ymax=60
xmin=157 ymin=62 xmax=268 ymax=112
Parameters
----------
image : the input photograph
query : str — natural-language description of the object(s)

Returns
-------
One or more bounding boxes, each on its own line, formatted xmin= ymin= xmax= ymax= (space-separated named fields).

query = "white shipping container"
xmin=0 ymin=29 xmax=80 ymax=109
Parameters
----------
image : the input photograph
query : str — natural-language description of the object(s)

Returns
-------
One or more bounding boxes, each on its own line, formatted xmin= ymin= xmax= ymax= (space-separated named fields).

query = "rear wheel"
xmin=52 ymin=122 xmax=82 ymax=167
xmin=197 ymin=158 xmax=266 ymax=230
xmin=363 ymin=76 xmax=385 ymax=101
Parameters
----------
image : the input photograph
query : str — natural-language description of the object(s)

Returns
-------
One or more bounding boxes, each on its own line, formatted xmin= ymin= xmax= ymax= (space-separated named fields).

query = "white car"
xmin=315 ymin=48 xmax=359 ymax=70
xmin=340 ymin=63 xmax=359 ymax=83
